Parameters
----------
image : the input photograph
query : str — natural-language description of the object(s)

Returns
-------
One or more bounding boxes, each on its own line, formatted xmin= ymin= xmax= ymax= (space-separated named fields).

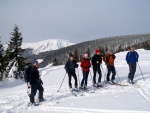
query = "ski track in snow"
xmin=131 ymin=80 xmax=150 ymax=103
xmin=25 ymin=107 xmax=150 ymax=113
xmin=0 ymin=49 xmax=150 ymax=113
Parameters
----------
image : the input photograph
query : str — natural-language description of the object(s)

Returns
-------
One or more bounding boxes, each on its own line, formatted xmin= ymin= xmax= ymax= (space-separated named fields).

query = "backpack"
xmin=128 ymin=51 xmax=138 ymax=58
xmin=105 ymin=54 xmax=115 ymax=63
xmin=25 ymin=65 xmax=32 ymax=83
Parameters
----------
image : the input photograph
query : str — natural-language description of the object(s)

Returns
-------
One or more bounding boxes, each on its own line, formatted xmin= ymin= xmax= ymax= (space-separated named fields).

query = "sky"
xmin=0 ymin=0 xmax=150 ymax=44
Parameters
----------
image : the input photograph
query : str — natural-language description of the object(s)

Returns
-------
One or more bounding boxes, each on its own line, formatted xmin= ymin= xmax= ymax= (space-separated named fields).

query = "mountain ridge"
xmin=4 ymin=39 xmax=74 ymax=57
xmin=25 ymin=34 xmax=150 ymax=67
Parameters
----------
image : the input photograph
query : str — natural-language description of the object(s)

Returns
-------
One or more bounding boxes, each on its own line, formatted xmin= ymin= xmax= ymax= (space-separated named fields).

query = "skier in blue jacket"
xmin=126 ymin=47 xmax=139 ymax=84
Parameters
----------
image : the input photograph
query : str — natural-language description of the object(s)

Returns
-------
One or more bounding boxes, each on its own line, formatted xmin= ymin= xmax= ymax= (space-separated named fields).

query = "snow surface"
xmin=0 ymin=49 xmax=150 ymax=113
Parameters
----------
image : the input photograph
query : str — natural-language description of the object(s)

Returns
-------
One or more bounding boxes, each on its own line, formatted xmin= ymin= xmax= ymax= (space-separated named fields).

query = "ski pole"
xmin=137 ymin=63 xmax=146 ymax=84
xmin=57 ymin=73 xmax=67 ymax=92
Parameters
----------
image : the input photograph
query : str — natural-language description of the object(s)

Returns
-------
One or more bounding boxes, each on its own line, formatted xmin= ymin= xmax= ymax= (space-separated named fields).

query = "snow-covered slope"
xmin=0 ymin=49 xmax=150 ymax=113
xmin=22 ymin=39 xmax=74 ymax=55
xmin=4 ymin=39 xmax=74 ymax=55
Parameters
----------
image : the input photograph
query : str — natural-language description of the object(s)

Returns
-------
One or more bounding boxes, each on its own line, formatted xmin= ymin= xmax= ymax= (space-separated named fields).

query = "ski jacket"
xmin=80 ymin=58 xmax=91 ymax=72
xmin=103 ymin=54 xmax=116 ymax=66
xmin=29 ymin=66 xmax=43 ymax=85
xmin=65 ymin=60 xmax=78 ymax=73
xmin=126 ymin=51 xmax=139 ymax=64
xmin=92 ymin=54 xmax=102 ymax=69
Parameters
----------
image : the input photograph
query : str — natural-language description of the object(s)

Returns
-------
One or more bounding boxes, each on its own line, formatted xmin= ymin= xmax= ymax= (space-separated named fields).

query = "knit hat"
xmin=95 ymin=49 xmax=100 ymax=54
xmin=32 ymin=60 xmax=38 ymax=65
xmin=69 ymin=53 xmax=74 ymax=57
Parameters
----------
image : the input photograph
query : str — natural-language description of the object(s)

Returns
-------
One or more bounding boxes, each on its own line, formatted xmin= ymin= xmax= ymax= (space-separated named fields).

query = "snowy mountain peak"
xmin=22 ymin=39 xmax=74 ymax=55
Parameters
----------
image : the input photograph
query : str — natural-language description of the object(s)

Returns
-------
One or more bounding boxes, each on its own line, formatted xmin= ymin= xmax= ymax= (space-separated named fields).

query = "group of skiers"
xmin=26 ymin=47 xmax=139 ymax=106
xmin=65 ymin=47 xmax=138 ymax=91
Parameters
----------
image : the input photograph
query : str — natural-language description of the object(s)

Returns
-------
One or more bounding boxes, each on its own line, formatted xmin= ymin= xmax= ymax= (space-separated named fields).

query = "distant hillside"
xmin=4 ymin=39 xmax=74 ymax=57
xmin=25 ymin=34 xmax=150 ymax=67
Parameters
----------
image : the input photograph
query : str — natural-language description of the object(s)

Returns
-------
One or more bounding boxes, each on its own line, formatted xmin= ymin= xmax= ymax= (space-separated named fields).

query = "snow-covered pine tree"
xmin=79 ymin=55 xmax=83 ymax=61
xmin=5 ymin=25 xmax=25 ymax=78
xmin=86 ymin=47 xmax=91 ymax=59
xmin=116 ymin=45 xmax=124 ymax=53
xmin=99 ymin=46 xmax=105 ymax=57
xmin=0 ymin=37 xmax=6 ymax=80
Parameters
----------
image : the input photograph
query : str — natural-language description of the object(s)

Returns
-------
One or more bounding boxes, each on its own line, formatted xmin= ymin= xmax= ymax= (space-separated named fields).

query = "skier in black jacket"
xmin=65 ymin=53 xmax=78 ymax=91
xmin=92 ymin=49 xmax=102 ymax=87
xmin=28 ymin=60 xmax=44 ymax=106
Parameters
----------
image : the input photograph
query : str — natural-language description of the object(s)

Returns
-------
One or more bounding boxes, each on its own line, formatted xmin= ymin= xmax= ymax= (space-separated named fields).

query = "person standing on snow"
xmin=92 ymin=49 xmax=102 ymax=87
xmin=80 ymin=54 xmax=91 ymax=89
xmin=65 ymin=53 xmax=79 ymax=91
xmin=103 ymin=50 xmax=116 ymax=84
xmin=28 ymin=60 xmax=45 ymax=106
xmin=126 ymin=47 xmax=139 ymax=84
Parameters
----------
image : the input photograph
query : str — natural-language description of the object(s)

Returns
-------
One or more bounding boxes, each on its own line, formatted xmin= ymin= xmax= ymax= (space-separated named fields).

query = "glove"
xmin=76 ymin=64 xmax=79 ymax=68
xmin=28 ymin=85 xmax=32 ymax=88
xmin=106 ymin=63 xmax=109 ymax=65
xmin=27 ymin=82 xmax=31 ymax=88
xmin=40 ymin=79 xmax=43 ymax=85
xmin=106 ymin=63 xmax=111 ymax=67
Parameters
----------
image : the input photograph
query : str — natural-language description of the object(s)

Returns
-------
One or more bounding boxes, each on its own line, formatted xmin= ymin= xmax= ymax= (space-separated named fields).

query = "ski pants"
xmin=93 ymin=67 xmax=102 ymax=84
xmin=128 ymin=63 xmax=136 ymax=81
xmin=81 ymin=71 xmax=89 ymax=87
xmin=30 ymin=83 xmax=44 ymax=103
xmin=68 ymin=72 xmax=78 ymax=88
xmin=107 ymin=65 xmax=116 ymax=81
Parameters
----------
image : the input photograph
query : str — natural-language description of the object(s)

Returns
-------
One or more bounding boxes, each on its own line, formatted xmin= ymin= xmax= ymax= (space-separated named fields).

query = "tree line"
xmin=52 ymin=40 xmax=150 ymax=66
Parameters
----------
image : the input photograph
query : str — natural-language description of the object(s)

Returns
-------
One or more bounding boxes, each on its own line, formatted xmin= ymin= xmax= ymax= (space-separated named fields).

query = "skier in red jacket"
xmin=80 ymin=54 xmax=91 ymax=89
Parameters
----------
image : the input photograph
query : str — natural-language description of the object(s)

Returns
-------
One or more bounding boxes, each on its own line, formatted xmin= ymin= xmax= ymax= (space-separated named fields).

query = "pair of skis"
xmin=70 ymin=87 xmax=94 ymax=96
xmin=70 ymin=88 xmax=81 ymax=96
xmin=27 ymin=88 xmax=47 ymax=107
xmin=104 ymin=81 xmax=128 ymax=87
xmin=111 ymin=83 xmax=128 ymax=87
